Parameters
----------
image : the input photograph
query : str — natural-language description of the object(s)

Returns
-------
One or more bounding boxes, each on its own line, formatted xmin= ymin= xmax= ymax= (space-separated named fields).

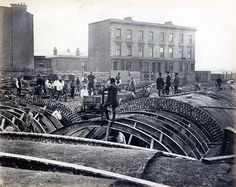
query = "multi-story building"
xmin=34 ymin=56 xmax=52 ymax=70
xmin=49 ymin=55 xmax=88 ymax=75
xmin=0 ymin=3 xmax=34 ymax=72
xmin=89 ymin=17 xmax=196 ymax=82
xmin=34 ymin=49 xmax=88 ymax=76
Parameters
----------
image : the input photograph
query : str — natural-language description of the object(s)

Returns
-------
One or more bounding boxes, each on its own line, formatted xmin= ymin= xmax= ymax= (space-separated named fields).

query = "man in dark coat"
xmin=156 ymin=73 xmax=164 ymax=96
xmin=215 ymin=76 xmax=223 ymax=91
xmin=173 ymin=73 xmax=180 ymax=94
xmin=165 ymin=71 xmax=171 ymax=95
xmin=70 ymin=79 xmax=76 ymax=99
xmin=35 ymin=75 xmax=44 ymax=97
xmin=87 ymin=72 xmax=95 ymax=96
xmin=115 ymin=72 xmax=122 ymax=85
xmin=102 ymin=78 xmax=119 ymax=122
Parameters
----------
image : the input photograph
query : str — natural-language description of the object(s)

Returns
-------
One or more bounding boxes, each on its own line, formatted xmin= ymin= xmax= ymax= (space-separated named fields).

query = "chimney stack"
xmin=76 ymin=48 xmax=80 ymax=56
xmin=124 ymin=17 xmax=133 ymax=21
xmin=53 ymin=47 xmax=57 ymax=56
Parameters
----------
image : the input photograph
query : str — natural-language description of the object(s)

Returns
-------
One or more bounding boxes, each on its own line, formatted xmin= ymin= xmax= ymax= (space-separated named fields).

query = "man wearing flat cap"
xmin=174 ymin=73 xmax=180 ymax=94
xmin=102 ymin=77 xmax=119 ymax=122
xmin=24 ymin=107 xmax=34 ymax=132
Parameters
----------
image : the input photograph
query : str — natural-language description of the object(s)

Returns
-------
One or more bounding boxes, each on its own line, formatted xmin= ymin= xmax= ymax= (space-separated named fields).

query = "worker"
xmin=101 ymin=78 xmax=119 ymax=123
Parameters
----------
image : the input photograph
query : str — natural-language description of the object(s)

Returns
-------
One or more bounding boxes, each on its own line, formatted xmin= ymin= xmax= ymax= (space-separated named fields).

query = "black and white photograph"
xmin=0 ymin=0 xmax=235 ymax=186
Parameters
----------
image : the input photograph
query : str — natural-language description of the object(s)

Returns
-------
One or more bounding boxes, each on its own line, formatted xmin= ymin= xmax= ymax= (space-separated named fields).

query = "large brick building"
xmin=89 ymin=17 xmax=196 ymax=82
xmin=34 ymin=54 xmax=88 ymax=76
xmin=0 ymin=3 xmax=34 ymax=71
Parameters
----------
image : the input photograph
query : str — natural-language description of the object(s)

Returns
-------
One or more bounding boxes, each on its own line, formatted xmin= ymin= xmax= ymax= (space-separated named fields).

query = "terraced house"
xmin=89 ymin=17 xmax=196 ymax=82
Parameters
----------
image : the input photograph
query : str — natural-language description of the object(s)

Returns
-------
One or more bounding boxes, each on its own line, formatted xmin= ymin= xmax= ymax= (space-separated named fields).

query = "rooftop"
xmin=46 ymin=55 xmax=88 ymax=59
xmin=89 ymin=17 xmax=196 ymax=31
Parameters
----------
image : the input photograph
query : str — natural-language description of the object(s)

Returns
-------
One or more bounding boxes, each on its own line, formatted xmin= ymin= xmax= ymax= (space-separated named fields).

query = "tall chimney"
xmin=53 ymin=47 xmax=57 ymax=56
xmin=76 ymin=48 xmax=80 ymax=56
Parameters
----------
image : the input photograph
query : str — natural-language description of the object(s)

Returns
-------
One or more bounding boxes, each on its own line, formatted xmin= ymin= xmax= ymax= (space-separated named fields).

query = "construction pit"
xmin=0 ymin=86 xmax=235 ymax=187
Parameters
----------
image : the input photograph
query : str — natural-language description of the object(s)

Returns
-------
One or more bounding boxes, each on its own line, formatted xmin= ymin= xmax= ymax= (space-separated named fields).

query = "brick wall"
xmin=88 ymin=20 xmax=111 ymax=72
xmin=0 ymin=4 xmax=34 ymax=70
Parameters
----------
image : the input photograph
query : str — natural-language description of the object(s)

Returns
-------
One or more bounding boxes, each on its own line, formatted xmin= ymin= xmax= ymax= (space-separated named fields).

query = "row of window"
xmin=115 ymin=44 xmax=192 ymax=59
xmin=115 ymin=28 xmax=192 ymax=43
xmin=112 ymin=61 xmax=194 ymax=72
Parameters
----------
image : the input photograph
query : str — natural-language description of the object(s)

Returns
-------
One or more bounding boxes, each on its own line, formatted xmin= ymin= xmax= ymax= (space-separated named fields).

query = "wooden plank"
xmin=12 ymin=117 xmax=16 ymax=123
xmin=1 ymin=118 xmax=5 ymax=130
xmin=159 ymin=132 xmax=163 ymax=142
xmin=105 ymin=121 xmax=111 ymax=141
xmin=150 ymin=139 xmax=154 ymax=149
xmin=202 ymin=155 xmax=236 ymax=164
xmin=0 ymin=152 xmax=168 ymax=187
xmin=128 ymin=122 xmax=136 ymax=145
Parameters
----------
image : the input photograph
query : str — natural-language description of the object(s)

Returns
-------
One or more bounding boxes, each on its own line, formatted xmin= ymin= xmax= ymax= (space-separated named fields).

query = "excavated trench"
xmin=0 ymin=90 xmax=235 ymax=186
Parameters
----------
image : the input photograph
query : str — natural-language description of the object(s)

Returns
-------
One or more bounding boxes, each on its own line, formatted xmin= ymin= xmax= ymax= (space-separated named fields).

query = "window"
xmin=169 ymin=63 xmax=174 ymax=72
xmin=138 ymin=31 xmax=144 ymax=40
xmin=168 ymin=47 xmax=173 ymax=58
xmin=160 ymin=32 xmax=164 ymax=42
xmin=180 ymin=34 xmax=184 ymax=43
xmin=169 ymin=33 xmax=173 ymax=42
xmin=121 ymin=61 xmax=125 ymax=70
xmin=126 ymin=61 xmax=131 ymax=70
xmin=39 ymin=63 xmax=44 ymax=68
xmin=160 ymin=47 xmax=164 ymax=58
xmin=191 ymin=63 xmax=195 ymax=71
xmin=115 ymin=44 xmax=121 ymax=56
xmin=116 ymin=29 xmax=121 ymax=38
xmin=152 ymin=62 xmax=156 ymax=73
xmin=179 ymin=62 xmax=183 ymax=72
xmin=143 ymin=62 xmax=149 ymax=72
xmin=165 ymin=63 xmax=168 ymax=72
xmin=127 ymin=45 xmax=132 ymax=56
xmin=131 ymin=61 xmax=135 ymax=71
xmin=179 ymin=47 xmax=183 ymax=58
xmin=149 ymin=31 xmax=154 ymax=41
xmin=149 ymin=46 xmax=153 ymax=57
xmin=188 ymin=34 xmax=192 ymax=44
xmin=113 ymin=61 xmax=118 ymax=70
xmin=158 ymin=63 xmax=162 ymax=72
xmin=184 ymin=63 xmax=189 ymax=72
xmin=139 ymin=61 xmax=143 ymax=71
xmin=138 ymin=45 xmax=144 ymax=57
xmin=187 ymin=48 xmax=192 ymax=59
xmin=126 ymin=30 xmax=132 ymax=40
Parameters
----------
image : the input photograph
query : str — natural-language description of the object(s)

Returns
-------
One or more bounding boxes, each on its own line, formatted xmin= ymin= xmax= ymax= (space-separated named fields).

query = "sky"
xmin=1 ymin=0 xmax=236 ymax=72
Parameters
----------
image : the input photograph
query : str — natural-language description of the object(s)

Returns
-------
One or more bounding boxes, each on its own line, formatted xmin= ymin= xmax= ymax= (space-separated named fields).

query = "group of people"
xmin=32 ymin=72 xmax=97 ymax=101
xmin=156 ymin=71 xmax=180 ymax=96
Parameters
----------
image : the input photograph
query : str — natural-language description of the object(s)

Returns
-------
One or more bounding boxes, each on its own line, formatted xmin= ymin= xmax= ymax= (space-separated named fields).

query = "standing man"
xmin=55 ymin=79 xmax=63 ymax=101
xmin=88 ymin=72 xmax=95 ymax=96
xmin=173 ymin=73 xmax=180 ymax=94
xmin=36 ymin=75 xmax=44 ymax=97
xmin=165 ymin=71 xmax=171 ymax=95
xmin=63 ymin=80 xmax=69 ymax=102
xmin=215 ymin=75 xmax=223 ymax=91
xmin=16 ymin=76 xmax=22 ymax=97
xmin=70 ymin=79 xmax=76 ymax=99
xmin=76 ymin=77 xmax=80 ymax=93
xmin=115 ymin=72 xmax=122 ymax=85
xmin=102 ymin=78 xmax=119 ymax=123
xmin=24 ymin=107 xmax=34 ymax=132
xmin=45 ymin=78 xmax=53 ymax=99
xmin=80 ymin=84 xmax=88 ymax=99
xmin=156 ymin=73 xmax=164 ymax=96
xmin=129 ymin=77 xmax=136 ymax=97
